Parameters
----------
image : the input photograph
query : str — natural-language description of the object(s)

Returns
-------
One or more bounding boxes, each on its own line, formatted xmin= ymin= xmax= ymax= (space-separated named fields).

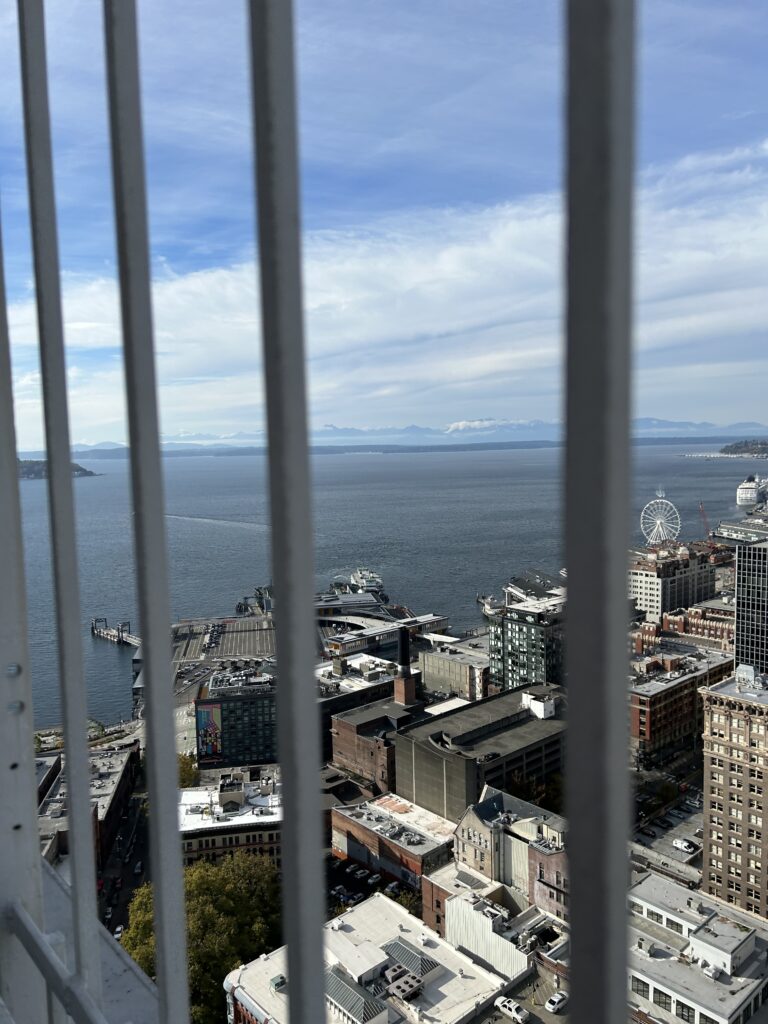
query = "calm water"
xmin=20 ymin=444 xmax=757 ymax=727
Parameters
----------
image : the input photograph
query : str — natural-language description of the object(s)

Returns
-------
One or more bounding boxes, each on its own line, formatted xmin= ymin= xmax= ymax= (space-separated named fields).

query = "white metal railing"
xmin=0 ymin=1 xmax=634 ymax=1022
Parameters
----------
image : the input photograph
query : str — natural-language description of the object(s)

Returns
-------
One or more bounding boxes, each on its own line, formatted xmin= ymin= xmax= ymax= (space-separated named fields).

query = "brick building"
xmin=628 ymin=643 xmax=733 ymax=770
xmin=628 ymin=545 xmax=716 ymax=624
xmin=331 ymin=793 xmax=455 ymax=889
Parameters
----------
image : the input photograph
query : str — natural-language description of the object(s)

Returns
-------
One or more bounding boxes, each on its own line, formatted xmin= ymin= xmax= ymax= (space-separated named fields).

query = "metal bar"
xmin=101 ymin=3 xmax=190 ymax=1021
xmin=564 ymin=1 xmax=635 ymax=1023
xmin=247 ymin=3 xmax=325 ymax=1023
xmin=5 ymin=904 xmax=110 ymax=1024
xmin=0 ymin=200 xmax=48 ymax=1024
xmin=16 ymin=0 xmax=103 ymax=1006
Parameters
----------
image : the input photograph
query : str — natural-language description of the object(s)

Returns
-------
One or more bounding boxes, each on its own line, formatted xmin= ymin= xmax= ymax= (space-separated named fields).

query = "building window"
xmin=674 ymin=999 xmax=694 ymax=1022
xmin=630 ymin=976 xmax=649 ymax=999
xmin=647 ymin=910 xmax=663 ymax=924
xmin=653 ymin=990 xmax=672 ymax=1011
xmin=665 ymin=919 xmax=683 ymax=935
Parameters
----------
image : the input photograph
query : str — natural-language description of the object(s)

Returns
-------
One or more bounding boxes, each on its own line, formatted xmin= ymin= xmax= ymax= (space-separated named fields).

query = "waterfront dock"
xmin=91 ymin=617 xmax=142 ymax=647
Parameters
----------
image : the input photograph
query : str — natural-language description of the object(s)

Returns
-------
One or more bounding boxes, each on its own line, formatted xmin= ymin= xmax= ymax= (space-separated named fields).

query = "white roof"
xmin=224 ymin=893 xmax=506 ymax=1024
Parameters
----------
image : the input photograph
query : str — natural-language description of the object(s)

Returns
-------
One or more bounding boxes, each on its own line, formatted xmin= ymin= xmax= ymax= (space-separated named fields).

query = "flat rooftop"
xmin=331 ymin=698 xmax=419 ymax=730
xmin=178 ymin=771 xmax=282 ymax=834
xmin=704 ymin=671 xmax=768 ymax=708
xmin=424 ymin=696 xmax=471 ymax=716
xmin=422 ymin=634 xmax=490 ymax=668
xmin=334 ymin=794 xmax=455 ymax=855
xmin=475 ymin=785 xmax=567 ymax=838
xmin=399 ymin=686 xmax=566 ymax=760
xmin=629 ymin=646 xmax=733 ymax=697
xmin=225 ymin=892 xmax=506 ymax=1024
xmin=628 ymin=873 xmax=768 ymax=1020
xmin=38 ymin=745 xmax=136 ymax=843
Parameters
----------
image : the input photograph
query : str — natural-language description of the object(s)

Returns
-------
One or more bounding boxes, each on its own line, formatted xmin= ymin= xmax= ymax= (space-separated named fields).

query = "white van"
xmin=673 ymin=838 xmax=695 ymax=854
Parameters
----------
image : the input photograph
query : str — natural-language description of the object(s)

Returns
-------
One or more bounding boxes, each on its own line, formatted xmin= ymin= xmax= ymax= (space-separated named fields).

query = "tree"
xmin=395 ymin=889 xmax=422 ymax=916
xmin=122 ymin=852 xmax=282 ymax=1024
xmin=178 ymin=753 xmax=200 ymax=788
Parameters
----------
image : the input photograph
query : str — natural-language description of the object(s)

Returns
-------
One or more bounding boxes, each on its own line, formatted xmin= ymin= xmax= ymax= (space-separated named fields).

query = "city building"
xmin=418 ymin=633 xmax=490 ymax=700
xmin=660 ymin=592 xmax=736 ymax=652
xmin=488 ymin=571 xmax=565 ymax=691
xmin=422 ymin=786 xmax=568 ymax=935
xmin=330 ymin=628 xmax=427 ymax=792
xmin=331 ymin=793 xmax=455 ymax=888
xmin=178 ymin=768 xmax=282 ymax=868
xmin=194 ymin=654 xmax=396 ymax=768
xmin=395 ymin=686 xmax=566 ymax=821
xmin=735 ymin=541 xmax=768 ymax=673
xmin=37 ymin=742 xmax=141 ymax=868
xmin=628 ymin=643 xmax=734 ymax=769
xmin=628 ymin=545 xmax=716 ymax=624
xmin=700 ymin=667 xmax=768 ymax=916
xmin=627 ymin=871 xmax=768 ymax=1024
xmin=224 ymin=892 xmax=507 ymax=1024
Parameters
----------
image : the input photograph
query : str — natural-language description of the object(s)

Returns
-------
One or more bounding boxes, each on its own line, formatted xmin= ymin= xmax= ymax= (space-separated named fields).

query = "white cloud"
xmin=8 ymin=137 xmax=768 ymax=447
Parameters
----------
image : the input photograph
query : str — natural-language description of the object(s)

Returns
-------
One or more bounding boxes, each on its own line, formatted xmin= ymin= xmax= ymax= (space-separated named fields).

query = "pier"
xmin=90 ymin=617 xmax=142 ymax=648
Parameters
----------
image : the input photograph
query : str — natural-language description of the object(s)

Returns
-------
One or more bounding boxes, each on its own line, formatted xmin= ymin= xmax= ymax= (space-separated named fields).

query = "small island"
xmin=17 ymin=459 xmax=96 ymax=480
xmin=720 ymin=440 xmax=768 ymax=457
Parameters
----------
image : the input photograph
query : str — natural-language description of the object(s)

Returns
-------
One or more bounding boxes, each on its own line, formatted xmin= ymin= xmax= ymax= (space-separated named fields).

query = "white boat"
xmin=737 ymin=475 xmax=767 ymax=506
xmin=350 ymin=567 xmax=385 ymax=594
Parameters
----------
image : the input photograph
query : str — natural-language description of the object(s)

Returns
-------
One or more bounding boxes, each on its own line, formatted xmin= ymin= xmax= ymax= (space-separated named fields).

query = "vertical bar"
xmin=101 ymin=3 xmax=190 ymax=1021
xmin=16 ymin=0 xmax=103 ymax=1005
xmin=0 ymin=203 xmax=48 ymax=1024
xmin=248 ymin=3 xmax=325 ymax=1023
xmin=565 ymin=2 xmax=635 ymax=1023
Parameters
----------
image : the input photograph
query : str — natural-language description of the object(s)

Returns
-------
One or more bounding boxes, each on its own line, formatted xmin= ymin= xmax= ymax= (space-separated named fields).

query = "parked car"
xmin=115 ymin=877 xmax=123 ymax=891
xmin=668 ymin=808 xmax=686 ymax=820
xmin=367 ymin=874 xmax=382 ymax=886
xmin=331 ymin=886 xmax=346 ymax=898
xmin=545 ymin=991 xmax=569 ymax=1014
xmin=113 ymin=925 xmax=124 ymax=941
xmin=110 ymin=891 xmax=119 ymax=906
xmin=639 ymin=827 xmax=656 ymax=838
xmin=345 ymin=863 xmax=358 ymax=875
xmin=355 ymin=869 xmax=369 ymax=881
xmin=133 ymin=860 xmax=143 ymax=876
xmin=104 ymin=907 xmax=113 ymax=923
xmin=673 ymin=838 xmax=697 ymax=855
xmin=494 ymin=996 xmax=530 ymax=1022
xmin=656 ymin=817 xmax=674 ymax=829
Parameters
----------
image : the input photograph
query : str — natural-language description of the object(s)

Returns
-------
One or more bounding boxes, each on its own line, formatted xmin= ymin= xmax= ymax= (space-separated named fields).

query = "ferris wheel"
xmin=640 ymin=490 xmax=681 ymax=546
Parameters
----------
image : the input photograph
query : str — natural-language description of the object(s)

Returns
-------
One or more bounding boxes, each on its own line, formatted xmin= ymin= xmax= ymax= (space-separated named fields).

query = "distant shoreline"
xmin=18 ymin=435 xmax=757 ymax=461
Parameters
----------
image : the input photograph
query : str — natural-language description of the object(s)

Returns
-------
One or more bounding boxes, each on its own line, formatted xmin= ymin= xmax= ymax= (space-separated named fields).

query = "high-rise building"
xmin=700 ymin=666 xmax=768 ymax=916
xmin=735 ymin=541 xmax=768 ymax=673
xmin=488 ymin=571 xmax=565 ymax=691
xmin=627 ymin=545 xmax=716 ymax=624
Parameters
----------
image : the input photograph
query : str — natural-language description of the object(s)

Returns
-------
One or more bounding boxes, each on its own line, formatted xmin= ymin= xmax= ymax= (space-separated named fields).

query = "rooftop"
xmin=398 ymin=686 xmax=566 ymax=761
xmin=422 ymin=633 xmax=490 ymax=668
xmin=334 ymin=794 xmax=455 ymax=855
xmin=224 ymin=892 xmax=506 ymax=1024
xmin=38 ymin=744 xmax=137 ymax=845
xmin=628 ymin=873 xmax=768 ymax=1021
xmin=331 ymin=697 xmax=420 ymax=732
xmin=629 ymin=645 xmax=733 ymax=697
xmin=424 ymin=696 xmax=471 ymax=716
xmin=178 ymin=769 xmax=282 ymax=834
xmin=473 ymin=785 xmax=567 ymax=840
xmin=703 ymin=666 xmax=768 ymax=708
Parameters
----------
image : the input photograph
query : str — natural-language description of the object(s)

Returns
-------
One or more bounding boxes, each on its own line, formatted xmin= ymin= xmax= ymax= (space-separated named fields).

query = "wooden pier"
xmin=90 ymin=617 xmax=142 ymax=648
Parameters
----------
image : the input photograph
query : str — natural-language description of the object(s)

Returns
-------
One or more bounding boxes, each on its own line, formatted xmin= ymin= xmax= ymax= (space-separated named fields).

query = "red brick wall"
xmin=421 ymin=876 xmax=451 ymax=936
xmin=331 ymin=718 xmax=395 ymax=792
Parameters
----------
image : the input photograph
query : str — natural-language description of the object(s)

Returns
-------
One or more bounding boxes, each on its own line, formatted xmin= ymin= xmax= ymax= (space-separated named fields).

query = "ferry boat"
xmin=737 ymin=475 xmax=767 ymax=507
xmin=350 ymin=567 xmax=385 ymax=595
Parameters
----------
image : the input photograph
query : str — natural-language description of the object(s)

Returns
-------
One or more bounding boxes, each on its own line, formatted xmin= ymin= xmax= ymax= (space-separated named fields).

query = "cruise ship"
xmin=736 ymin=475 xmax=767 ymax=506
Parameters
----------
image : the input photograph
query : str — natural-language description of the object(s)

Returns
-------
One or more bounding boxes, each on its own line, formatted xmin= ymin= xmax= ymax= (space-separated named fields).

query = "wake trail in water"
xmin=165 ymin=514 xmax=267 ymax=532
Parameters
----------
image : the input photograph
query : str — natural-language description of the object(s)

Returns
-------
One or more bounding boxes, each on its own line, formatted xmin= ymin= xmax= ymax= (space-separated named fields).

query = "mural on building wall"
xmin=196 ymin=703 xmax=223 ymax=763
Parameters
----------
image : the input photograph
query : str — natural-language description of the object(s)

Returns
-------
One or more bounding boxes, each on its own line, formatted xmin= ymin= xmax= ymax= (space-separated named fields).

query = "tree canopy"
xmin=177 ymin=752 xmax=200 ymax=788
xmin=122 ymin=851 xmax=282 ymax=1024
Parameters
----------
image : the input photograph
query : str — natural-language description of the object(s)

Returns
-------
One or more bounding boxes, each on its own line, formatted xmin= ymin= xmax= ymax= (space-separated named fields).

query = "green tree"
xmin=122 ymin=852 xmax=282 ymax=1024
xmin=178 ymin=753 xmax=200 ymax=788
xmin=395 ymin=889 xmax=422 ymax=916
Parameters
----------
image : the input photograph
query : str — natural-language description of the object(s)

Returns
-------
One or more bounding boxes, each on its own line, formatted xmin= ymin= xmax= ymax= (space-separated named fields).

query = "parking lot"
xmin=475 ymin=977 xmax=569 ymax=1023
xmin=326 ymin=855 xmax=397 ymax=911
xmin=633 ymin=790 xmax=704 ymax=874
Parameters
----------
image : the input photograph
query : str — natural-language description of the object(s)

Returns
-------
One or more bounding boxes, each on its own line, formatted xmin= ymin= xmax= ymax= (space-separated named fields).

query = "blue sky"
xmin=1 ymin=1 xmax=767 ymax=447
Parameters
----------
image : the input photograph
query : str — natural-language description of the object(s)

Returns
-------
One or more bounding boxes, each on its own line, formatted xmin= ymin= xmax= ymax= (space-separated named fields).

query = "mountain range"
xmin=17 ymin=418 xmax=768 ymax=460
